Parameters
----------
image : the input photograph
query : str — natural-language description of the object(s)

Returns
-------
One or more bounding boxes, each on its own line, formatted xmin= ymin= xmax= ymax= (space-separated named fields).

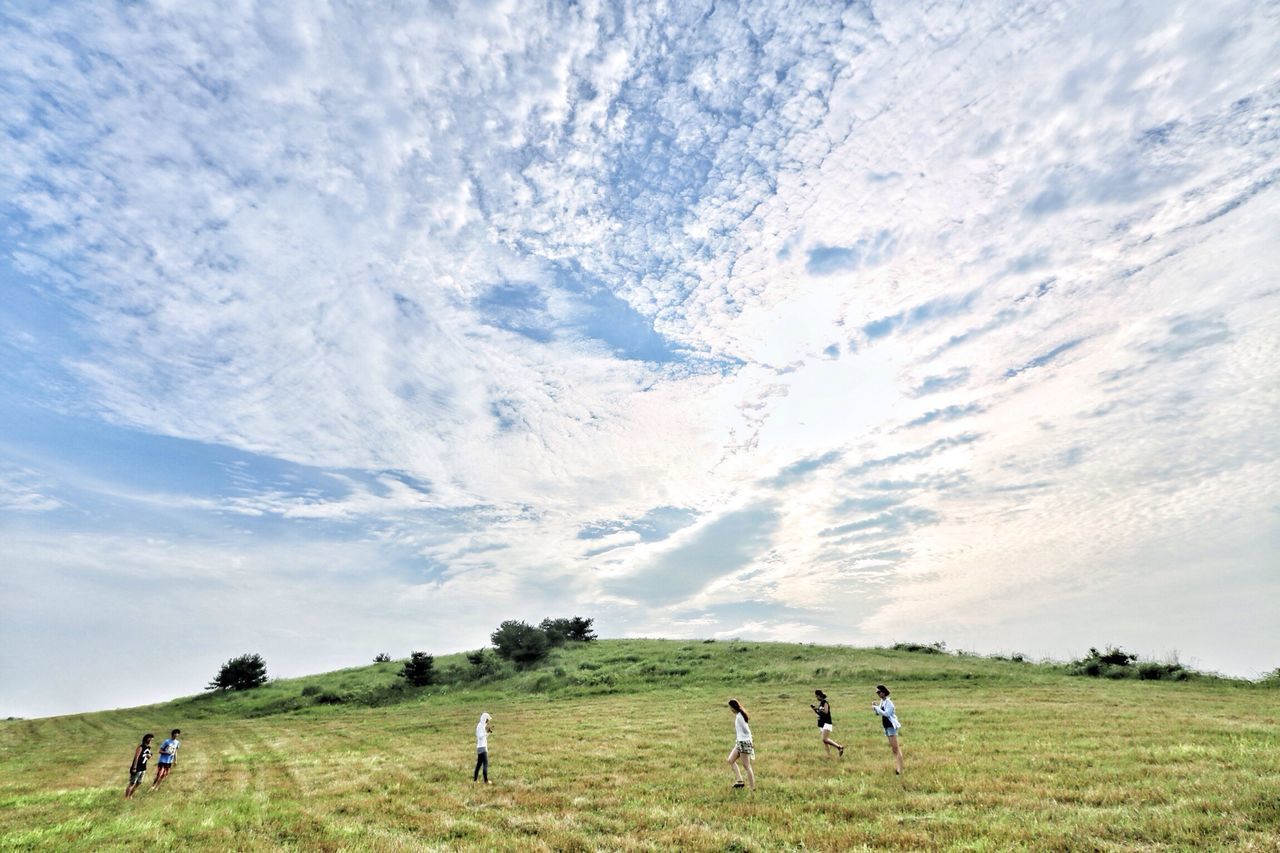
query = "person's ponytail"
xmin=728 ymin=698 xmax=749 ymax=723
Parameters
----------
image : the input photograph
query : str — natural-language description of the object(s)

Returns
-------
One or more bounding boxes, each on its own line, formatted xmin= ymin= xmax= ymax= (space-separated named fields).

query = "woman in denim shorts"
xmin=725 ymin=698 xmax=756 ymax=790
xmin=872 ymin=685 xmax=904 ymax=774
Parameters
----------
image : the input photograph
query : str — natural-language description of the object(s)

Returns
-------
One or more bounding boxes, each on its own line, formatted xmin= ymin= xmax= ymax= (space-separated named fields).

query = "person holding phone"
xmin=810 ymin=689 xmax=844 ymax=757
xmin=473 ymin=712 xmax=493 ymax=783
xmin=872 ymin=684 xmax=904 ymax=774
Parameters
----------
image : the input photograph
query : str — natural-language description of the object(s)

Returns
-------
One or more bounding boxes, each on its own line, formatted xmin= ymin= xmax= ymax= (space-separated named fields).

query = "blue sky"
xmin=2 ymin=1 xmax=1278 ymax=716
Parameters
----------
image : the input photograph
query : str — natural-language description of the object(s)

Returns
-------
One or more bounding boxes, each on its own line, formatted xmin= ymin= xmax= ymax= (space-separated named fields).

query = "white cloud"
xmin=1 ymin=0 xmax=1278 ymax=713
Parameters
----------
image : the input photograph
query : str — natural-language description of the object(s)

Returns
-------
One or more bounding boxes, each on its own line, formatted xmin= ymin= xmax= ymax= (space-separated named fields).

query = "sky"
xmin=1 ymin=1 xmax=1278 ymax=717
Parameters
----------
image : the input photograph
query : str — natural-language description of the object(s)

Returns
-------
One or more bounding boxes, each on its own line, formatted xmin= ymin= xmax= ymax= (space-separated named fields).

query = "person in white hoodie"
xmin=872 ymin=685 xmax=904 ymax=774
xmin=725 ymin=699 xmax=755 ymax=790
xmin=473 ymin=712 xmax=493 ymax=784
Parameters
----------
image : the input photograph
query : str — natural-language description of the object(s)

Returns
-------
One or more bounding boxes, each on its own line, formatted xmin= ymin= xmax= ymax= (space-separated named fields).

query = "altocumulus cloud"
xmin=1 ymin=0 xmax=1279 ymax=715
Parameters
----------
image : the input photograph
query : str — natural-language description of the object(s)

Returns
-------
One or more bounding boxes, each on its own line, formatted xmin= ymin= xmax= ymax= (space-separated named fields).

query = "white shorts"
xmin=821 ymin=723 xmax=833 ymax=733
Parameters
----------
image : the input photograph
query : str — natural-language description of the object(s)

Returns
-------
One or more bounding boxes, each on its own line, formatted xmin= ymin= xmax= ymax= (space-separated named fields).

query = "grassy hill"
xmin=2 ymin=639 xmax=1278 ymax=850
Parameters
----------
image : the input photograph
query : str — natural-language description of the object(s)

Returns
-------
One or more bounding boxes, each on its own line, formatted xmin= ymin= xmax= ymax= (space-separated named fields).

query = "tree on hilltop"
xmin=566 ymin=616 xmax=597 ymax=642
xmin=490 ymin=620 xmax=550 ymax=669
xmin=399 ymin=651 xmax=435 ymax=686
xmin=207 ymin=653 xmax=268 ymax=691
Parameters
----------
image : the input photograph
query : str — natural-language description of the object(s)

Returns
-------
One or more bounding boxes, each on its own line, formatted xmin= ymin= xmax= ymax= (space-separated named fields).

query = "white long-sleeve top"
xmin=734 ymin=711 xmax=753 ymax=743
xmin=874 ymin=697 xmax=901 ymax=729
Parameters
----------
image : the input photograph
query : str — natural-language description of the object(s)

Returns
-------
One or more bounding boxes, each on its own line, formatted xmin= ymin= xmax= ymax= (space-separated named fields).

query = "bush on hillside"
xmin=540 ymin=618 xmax=572 ymax=647
xmin=207 ymin=653 xmax=269 ymax=691
xmin=491 ymin=620 xmax=550 ymax=669
xmin=893 ymin=641 xmax=948 ymax=654
xmin=467 ymin=648 xmax=502 ymax=677
xmin=399 ymin=651 xmax=435 ymax=686
xmin=373 ymin=653 xmax=392 ymax=663
xmin=1066 ymin=646 xmax=1188 ymax=681
xmin=1137 ymin=661 xmax=1189 ymax=681
xmin=566 ymin=616 xmax=597 ymax=642
xmin=540 ymin=616 xmax=599 ymax=645
xmin=1259 ymin=668 xmax=1280 ymax=687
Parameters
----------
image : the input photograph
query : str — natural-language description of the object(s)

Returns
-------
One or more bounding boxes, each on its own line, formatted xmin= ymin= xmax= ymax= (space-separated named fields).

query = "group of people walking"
xmin=124 ymin=729 xmax=181 ymax=798
xmin=725 ymin=684 xmax=904 ymax=791
xmin=125 ymin=688 xmax=901 ymax=797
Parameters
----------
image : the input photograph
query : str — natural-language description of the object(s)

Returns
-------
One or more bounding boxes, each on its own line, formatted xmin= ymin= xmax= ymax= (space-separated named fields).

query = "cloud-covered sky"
xmin=2 ymin=1 xmax=1278 ymax=716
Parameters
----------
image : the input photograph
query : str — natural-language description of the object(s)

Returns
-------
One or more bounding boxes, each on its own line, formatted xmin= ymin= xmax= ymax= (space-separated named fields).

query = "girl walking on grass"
xmin=473 ymin=712 xmax=492 ymax=783
xmin=125 ymin=733 xmax=153 ymax=798
xmin=872 ymin=685 xmax=904 ymax=775
xmin=726 ymin=699 xmax=755 ymax=790
xmin=810 ymin=689 xmax=844 ymax=757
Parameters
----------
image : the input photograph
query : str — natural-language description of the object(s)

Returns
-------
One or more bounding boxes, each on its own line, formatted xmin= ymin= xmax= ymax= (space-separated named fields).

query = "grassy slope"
xmin=2 ymin=639 xmax=1278 ymax=851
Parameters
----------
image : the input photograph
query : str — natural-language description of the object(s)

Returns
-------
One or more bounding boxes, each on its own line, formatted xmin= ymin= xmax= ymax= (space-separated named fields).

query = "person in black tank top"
xmin=810 ymin=690 xmax=844 ymax=757
xmin=125 ymin=733 xmax=154 ymax=798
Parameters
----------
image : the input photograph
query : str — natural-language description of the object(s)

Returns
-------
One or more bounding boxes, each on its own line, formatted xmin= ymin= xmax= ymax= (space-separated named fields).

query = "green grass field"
xmin=3 ymin=639 xmax=1279 ymax=851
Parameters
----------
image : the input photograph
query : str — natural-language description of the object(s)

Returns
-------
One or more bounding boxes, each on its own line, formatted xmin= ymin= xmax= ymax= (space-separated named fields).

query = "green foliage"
xmin=892 ymin=641 xmax=948 ymax=654
xmin=399 ymin=651 xmax=435 ymax=686
xmin=539 ymin=618 xmax=572 ymax=647
xmin=490 ymin=620 xmax=550 ymax=669
xmin=540 ymin=616 xmax=598 ymax=646
xmin=207 ymin=653 xmax=268 ymax=691
xmin=466 ymin=649 xmax=502 ymax=678
xmin=1138 ymin=661 xmax=1189 ymax=681
xmin=566 ymin=616 xmax=597 ymax=642
xmin=1066 ymin=647 xmax=1190 ymax=681
xmin=373 ymin=653 xmax=392 ymax=663
xmin=1259 ymin=668 xmax=1280 ymax=687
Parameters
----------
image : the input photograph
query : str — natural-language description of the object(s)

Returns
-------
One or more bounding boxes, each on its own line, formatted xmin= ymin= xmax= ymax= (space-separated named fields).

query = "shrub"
xmin=207 ymin=653 xmax=268 ymax=691
xmin=490 ymin=620 xmax=550 ymax=669
xmin=1138 ymin=661 xmax=1189 ymax=681
xmin=467 ymin=649 xmax=501 ymax=678
xmin=893 ymin=642 xmax=947 ymax=654
xmin=399 ymin=651 xmax=435 ymax=686
xmin=373 ymin=653 xmax=392 ymax=663
xmin=566 ymin=616 xmax=597 ymax=642
xmin=1068 ymin=646 xmax=1189 ymax=680
xmin=540 ymin=618 xmax=572 ymax=647
xmin=1089 ymin=646 xmax=1137 ymax=667
xmin=301 ymin=685 xmax=322 ymax=697
xmin=539 ymin=616 xmax=598 ymax=645
xmin=1259 ymin=668 xmax=1280 ymax=687
xmin=313 ymin=691 xmax=345 ymax=705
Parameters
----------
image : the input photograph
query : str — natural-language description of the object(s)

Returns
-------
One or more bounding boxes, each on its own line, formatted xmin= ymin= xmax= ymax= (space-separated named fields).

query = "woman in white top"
xmin=872 ymin=685 xmax=904 ymax=774
xmin=473 ymin=712 xmax=492 ymax=783
xmin=725 ymin=698 xmax=755 ymax=790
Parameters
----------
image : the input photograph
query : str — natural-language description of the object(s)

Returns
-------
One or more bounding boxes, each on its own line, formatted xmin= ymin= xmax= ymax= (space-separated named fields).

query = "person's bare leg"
xmin=823 ymin=731 xmax=844 ymax=755
xmin=889 ymin=736 xmax=904 ymax=774
xmin=743 ymin=754 xmax=755 ymax=790
xmin=726 ymin=747 xmax=743 ymax=785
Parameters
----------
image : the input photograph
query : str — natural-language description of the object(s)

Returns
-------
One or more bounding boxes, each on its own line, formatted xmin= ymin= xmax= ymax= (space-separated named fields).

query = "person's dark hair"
xmin=875 ymin=684 xmax=890 ymax=697
xmin=171 ymin=729 xmax=181 ymax=737
xmin=814 ymin=689 xmax=827 ymax=701
xmin=728 ymin=698 xmax=749 ymax=723
xmin=141 ymin=733 xmax=154 ymax=745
